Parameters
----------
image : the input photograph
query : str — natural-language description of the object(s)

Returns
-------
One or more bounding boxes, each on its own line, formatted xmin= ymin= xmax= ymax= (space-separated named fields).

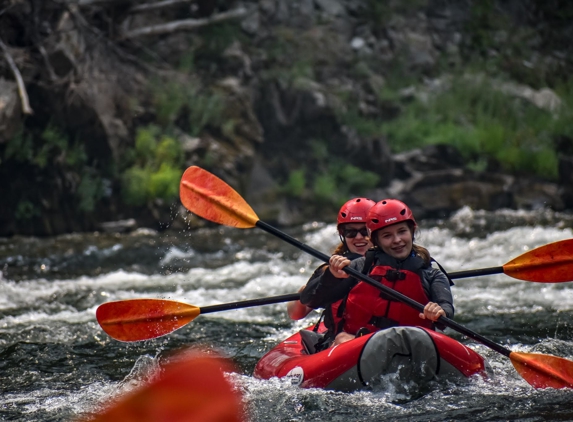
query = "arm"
xmin=300 ymin=257 xmax=365 ymax=308
xmin=287 ymin=286 xmax=314 ymax=320
xmin=419 ymin=267 xmax=455 ymax=323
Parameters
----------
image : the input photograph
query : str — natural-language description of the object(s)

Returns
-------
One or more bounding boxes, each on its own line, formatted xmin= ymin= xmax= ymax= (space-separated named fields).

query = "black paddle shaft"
xmin=200 ymin=293 xmax=300 ymax=314
xmin=450 ymin=267 xmax=504 ymax=278
xmin=255 ymin=220 xmax=512 ymax=358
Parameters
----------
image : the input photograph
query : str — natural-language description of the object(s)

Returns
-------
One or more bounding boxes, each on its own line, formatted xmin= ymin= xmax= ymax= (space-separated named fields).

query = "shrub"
xmin=149 ymin=163 xmax=181 ymax=202
xmin=121 ymin=125 xmax=184 ymax=206
xmin=283 ymin=169 xmax=306 ymax=198
xmin=313 ymin=173 xmax=338 ymax=203
xmin=78 ymin=170 xmax=103 ymax=212
xmin=122 ymin=166 xmax=151 ymax=206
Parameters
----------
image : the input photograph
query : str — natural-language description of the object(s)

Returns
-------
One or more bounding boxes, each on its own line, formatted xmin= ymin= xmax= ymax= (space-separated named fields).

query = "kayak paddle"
xmin=97 ymin=294 xmax=299 ymax=342
xmin=181 ymin=167 xmax=573 ymax=283
xmin=78 ymin=350 xmax=243 ymax=422
xmin=97 ymin=233 xmax=573 ymax=342
xmin=450 ymin=240 xmax=573 ymax=283
xmin=175 ymin=165 xmax=573 ymax=389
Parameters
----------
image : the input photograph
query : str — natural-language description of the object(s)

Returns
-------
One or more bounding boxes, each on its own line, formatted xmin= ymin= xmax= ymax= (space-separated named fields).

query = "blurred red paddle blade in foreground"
xmin=81 ymin=350 xmax=244 ymax=422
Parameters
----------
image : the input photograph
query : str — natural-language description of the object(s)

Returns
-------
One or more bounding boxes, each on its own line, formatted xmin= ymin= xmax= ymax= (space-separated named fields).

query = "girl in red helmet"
xmin=300 ymin=199 xmax=454 ymax=348
xmin=287 ymin=197 xmax=376 ymax=320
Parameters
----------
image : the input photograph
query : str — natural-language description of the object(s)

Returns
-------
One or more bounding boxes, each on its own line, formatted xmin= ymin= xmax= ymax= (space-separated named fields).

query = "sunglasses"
xmin=342 ymin=228 xmax=369 ymax=238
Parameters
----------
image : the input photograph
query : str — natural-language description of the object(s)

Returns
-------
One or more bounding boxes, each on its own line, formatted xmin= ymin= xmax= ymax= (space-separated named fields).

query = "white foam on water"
xmin=159 ymin=245 xmax=196 ymax=265
xmin=2 ymin=215 xmax=573 ymax=422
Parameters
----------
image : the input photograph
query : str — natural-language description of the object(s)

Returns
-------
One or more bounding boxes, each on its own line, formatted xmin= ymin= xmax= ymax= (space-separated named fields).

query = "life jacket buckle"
xmin=385 ymin=269 xmax=406 ymax=281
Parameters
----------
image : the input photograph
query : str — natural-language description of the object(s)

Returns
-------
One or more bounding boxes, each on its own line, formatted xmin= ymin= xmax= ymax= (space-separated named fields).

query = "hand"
xmin=332 ymin=331 xmax=355 ymax=347
xmin=419 ymin=302 xmax=445 ymax=322
xmin=328 ymin=255 xmax=351 ymax=278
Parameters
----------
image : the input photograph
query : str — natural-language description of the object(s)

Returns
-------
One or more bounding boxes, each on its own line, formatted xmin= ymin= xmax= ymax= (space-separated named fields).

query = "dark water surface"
xmin=1 ymin=207 xmax=573 ymax=421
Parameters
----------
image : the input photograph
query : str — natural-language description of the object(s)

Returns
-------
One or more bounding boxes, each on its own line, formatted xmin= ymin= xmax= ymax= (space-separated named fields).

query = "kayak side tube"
xmin=253 ymin=325 xmax=489 ymax=392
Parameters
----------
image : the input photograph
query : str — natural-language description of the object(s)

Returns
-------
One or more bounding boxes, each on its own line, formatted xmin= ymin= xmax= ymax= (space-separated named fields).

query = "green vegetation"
xmin=283 ymin=169 xmax=306 ymax=198
xmin=121 ymin=125 xmax=184 ymax=206
xmin=281 ymin=159 xmax=380 ymax=208
xmin=259 ymin=26 xmax=335 ymax=89
xmin=187 ymin=85 xmax=225 ymax=137
xmin=150 ymin=78 xmax=224 ymax=136
xmin=195 ymin=22 xmax=247 ymax=66
xmin=3 ymin=123 xmax=103 ymax=214
xmin=338 ymin=75 xmax=573 ymax=180
xmin=14 ymin=200 xmax=39 ymax=221
xmin=312 ymin=162 xmax=379 ymax=206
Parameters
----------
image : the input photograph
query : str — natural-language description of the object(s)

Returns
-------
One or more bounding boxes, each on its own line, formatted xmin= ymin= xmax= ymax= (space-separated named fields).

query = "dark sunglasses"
xmin=342 ymin=228 xmax=369 ymax=238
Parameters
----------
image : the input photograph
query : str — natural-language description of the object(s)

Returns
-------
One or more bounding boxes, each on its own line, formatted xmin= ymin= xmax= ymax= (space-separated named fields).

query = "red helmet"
xmin=337 ymin=198 xmax=376 ymax=225
xmin=366 ymin=199 xmax=416 ymax=233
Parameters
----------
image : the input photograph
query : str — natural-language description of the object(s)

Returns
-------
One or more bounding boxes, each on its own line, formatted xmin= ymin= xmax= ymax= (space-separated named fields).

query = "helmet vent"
xmin=371 ymin=218 xmax=379 ymax=224
xmin=400 ymin=209 xmax=406 ymax=215
xmin=341 ymin=212 xmax=347 ymax=218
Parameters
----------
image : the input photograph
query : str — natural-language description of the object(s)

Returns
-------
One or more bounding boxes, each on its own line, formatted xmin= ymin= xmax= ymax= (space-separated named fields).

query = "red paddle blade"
xmin=179 ymin=166 xmax=259 ymax=228
xmin=503 ymin=239 xmax=573 ymax=282
xmin=96 ymin=299 xmax=200 ymax=342
xmin=510 ymin=351 xmax=573 ymax=389
xmin=83 ymin=350 xmax=243 ymax=422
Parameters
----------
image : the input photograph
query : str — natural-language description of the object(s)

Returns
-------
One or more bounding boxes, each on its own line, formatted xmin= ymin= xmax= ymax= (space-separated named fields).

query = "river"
xmin=1 ymin=206 xmax=573 ymax=421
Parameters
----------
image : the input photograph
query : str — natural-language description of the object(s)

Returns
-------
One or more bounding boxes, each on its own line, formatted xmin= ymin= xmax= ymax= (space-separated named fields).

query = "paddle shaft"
xmin=450 ymin=267 xmax=504 ymax=278
xmin=255 ymin=220 xmax=512 ymax=358
xmin=200 ymin=293 xmax=300 ymax=314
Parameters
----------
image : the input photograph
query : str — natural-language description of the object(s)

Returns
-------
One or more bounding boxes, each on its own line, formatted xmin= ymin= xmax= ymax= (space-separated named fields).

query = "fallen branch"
xmin=129 ymin=0 xmax=195 ymax=14
xmin=122 ymin=7 xmax=248 ymax=39
xmin=0 ymin=39 xmax=33 ymax=115
xmin=76 ymin=0 xmax=132 ymax=6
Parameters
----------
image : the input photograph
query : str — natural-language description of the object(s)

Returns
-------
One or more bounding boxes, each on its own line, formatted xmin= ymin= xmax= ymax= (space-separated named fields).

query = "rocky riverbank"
xmin=1 ymin=0 xmax=573 ymax=236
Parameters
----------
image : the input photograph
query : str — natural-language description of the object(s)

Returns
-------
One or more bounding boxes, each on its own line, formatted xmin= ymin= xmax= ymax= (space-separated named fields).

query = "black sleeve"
xmin=300 ymin=257 xmax=365 ymax=308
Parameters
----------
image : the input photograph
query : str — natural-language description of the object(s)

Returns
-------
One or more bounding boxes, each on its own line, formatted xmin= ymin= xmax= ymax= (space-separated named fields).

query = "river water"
xmin=1 ymin=206 xmax=573 ymax=421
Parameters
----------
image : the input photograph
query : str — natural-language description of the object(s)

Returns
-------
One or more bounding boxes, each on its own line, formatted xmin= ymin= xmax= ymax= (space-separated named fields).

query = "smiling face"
xmin=374 ymin=221 xmax=413 ymax=260
xmin=339 ymin=223 xmax=373 ymax=256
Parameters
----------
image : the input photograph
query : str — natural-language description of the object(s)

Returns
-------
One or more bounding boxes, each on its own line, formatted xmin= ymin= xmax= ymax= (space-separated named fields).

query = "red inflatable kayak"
xmin=254 ymin=324 xmax=488 ymax=392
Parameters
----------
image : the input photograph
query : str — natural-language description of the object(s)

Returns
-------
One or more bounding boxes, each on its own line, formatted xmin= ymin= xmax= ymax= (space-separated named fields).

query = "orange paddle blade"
xmin=97 ymin=299 xmax=200 ymax=342
xmin=503 ymin=239 xmax=573 ymax=282
xmin=179 ymin=166 xmax=259 ymax=228
xmin=510 ymin=351 xmax=573 ymax=389
xmin=82 ymin=350 xmax=243 ymax=422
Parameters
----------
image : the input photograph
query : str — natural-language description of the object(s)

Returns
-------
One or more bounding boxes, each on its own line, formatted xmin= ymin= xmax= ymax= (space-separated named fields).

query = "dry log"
xmin=121 ymin=7 xmax=247 ymax=39
xmin=129 ymin=0 xmax=195 ymax=14
xmin=76 ymin=0 xmax=132 ymax=6
xmin=0 ymin=39 xmax=33 ymax=115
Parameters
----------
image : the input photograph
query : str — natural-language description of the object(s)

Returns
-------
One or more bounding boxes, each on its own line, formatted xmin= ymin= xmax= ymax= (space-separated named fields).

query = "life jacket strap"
xmin=431 ymin=258 xmax=455 ymax=286
xmin=368 ymin=315 xmax=399 ymax=330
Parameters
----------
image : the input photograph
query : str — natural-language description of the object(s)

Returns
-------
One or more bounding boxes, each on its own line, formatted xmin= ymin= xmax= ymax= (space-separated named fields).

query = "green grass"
xmin=337 ymin=74 xmax=573 ymax=180
xmin=150 ymin=79 xmax=224 ymax=136
xmin=281 ymin=161 xmax=380 ymax=208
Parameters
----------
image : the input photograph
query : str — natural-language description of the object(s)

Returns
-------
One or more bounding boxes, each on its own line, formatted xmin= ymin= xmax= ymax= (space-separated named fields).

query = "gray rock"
xmin=314 ymin=0 xmax=346 ymax=16
xmin=0 ymin=79 xmax=21 ymax=144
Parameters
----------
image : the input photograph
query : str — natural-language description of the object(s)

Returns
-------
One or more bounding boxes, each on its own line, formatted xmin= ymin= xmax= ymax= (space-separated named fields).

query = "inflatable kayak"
xmin=253 ymin=324 xmax=489 ymax=392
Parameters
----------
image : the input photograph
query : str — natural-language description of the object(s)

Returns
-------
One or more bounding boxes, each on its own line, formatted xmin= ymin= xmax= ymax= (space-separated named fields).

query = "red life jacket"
xmin=330 ymin=253 xmax=433 ymax=335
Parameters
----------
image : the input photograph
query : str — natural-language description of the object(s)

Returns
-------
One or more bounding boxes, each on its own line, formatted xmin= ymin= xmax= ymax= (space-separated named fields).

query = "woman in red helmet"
xmin=287 ymin=197 xmax=376 ymax=320
xmin=300 ymin=199 xmax=454 ymax=347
